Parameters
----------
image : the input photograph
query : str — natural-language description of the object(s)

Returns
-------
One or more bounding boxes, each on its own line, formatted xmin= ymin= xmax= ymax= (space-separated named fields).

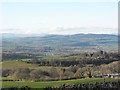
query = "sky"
xmin=0 ymin=1 xmax=118 ymax=34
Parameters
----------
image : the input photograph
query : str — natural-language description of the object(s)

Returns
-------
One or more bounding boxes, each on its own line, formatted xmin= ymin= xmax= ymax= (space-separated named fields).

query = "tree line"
xmin=2 ymin=60 xmax=119 ymax=81
xmin=27 ymin=51 xmax=119 ymax=67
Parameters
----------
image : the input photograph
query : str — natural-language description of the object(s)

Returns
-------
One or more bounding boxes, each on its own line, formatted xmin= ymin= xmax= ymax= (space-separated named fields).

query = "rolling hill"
xmin=2 ymin=33 xmax=118 ymax=59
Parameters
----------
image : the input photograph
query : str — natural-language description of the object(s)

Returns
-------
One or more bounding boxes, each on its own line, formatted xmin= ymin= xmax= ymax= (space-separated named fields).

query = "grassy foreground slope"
xmin=2 ymin=60 xmax=53 ymax=70
xmin=1 ymin=78 xmax=118 ymax=88
xmin=2 ymin=60 xmax=68 ymax=71
xmin=2 ymin=60 xmax=39 ymax=69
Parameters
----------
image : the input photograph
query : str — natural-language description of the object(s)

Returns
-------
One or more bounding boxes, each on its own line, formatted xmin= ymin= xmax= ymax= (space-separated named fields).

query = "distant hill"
xmin=2 ymin=33 xmax=118 ymax=58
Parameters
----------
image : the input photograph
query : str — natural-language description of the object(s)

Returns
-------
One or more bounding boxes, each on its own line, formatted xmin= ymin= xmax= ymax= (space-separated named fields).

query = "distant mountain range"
xmin=2 ymin=33 xmax=118 ymax=57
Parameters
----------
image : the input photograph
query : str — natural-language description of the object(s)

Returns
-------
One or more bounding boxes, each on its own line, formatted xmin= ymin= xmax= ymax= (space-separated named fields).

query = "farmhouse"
xmin=94 ymin=74 xmax=120 ymax=78
xmin=109 ymin=74 xmax=120 ymax=78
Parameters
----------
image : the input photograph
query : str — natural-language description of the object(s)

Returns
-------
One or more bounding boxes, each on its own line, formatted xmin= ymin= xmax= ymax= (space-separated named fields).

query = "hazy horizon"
xmin=1 ymin=27 xmax=118 ymax=35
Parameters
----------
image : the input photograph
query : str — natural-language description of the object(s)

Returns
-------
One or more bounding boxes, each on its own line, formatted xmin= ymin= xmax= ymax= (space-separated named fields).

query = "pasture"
xmin=1 ymin=78 xmax=118 ymax=88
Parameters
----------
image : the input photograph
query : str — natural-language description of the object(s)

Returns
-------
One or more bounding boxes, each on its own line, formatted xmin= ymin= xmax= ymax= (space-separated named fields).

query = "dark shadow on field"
xmin=1 ymin=81 xmax=120 ymax=90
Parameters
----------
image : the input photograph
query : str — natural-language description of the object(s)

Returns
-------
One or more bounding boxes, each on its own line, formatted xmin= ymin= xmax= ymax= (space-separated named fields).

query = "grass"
xmin=0 ymin=77 xmax=13 ymax=81
xmin=1 ymin=60 xmax=68 ymax=71
xmin=2 ymin=60 xmax=39 ymax=69
xmin=1 ymin=78 xmax=118 ymax=88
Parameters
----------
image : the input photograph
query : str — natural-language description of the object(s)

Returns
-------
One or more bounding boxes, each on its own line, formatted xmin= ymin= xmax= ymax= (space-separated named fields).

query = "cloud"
xmin=0 ymin=27 xmax=117 ymax=35
xmin=51 ymin=27 xmax=118 ymax=35
xmin=0 ymin=28 xmax=23 ymax=34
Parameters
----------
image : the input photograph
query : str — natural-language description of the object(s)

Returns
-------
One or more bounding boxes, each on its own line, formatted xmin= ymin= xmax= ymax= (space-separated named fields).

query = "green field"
xmin=1 ymin=78 xmax=118 ymax=88
xmin=1 ymin=60 xmax=68 ymax=71
xmin=1 ymin=60 xmax=39 ymax=69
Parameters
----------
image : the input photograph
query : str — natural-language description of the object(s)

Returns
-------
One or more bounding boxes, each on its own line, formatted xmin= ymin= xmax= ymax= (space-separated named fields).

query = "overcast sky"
xmin=1 ymin=1 xmax=118 ymax=34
